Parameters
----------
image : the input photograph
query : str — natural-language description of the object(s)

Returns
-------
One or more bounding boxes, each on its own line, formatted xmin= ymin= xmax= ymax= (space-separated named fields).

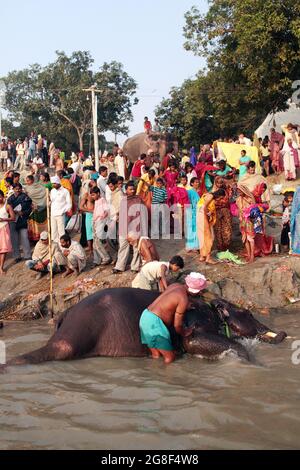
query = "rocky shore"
xmin=1 ymin=235 xmax=300 ymax=322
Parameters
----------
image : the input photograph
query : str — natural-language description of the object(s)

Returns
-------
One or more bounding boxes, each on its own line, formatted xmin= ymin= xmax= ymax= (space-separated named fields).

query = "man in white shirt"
xmin=70 ymin=153 xmax=82 ymax=174
xmin=114 ymin=149 xmax=129 ymax=179
xmin=97 ymin=166 xmax=108 ymax=198
xmin=106 ymin=153 xmax=117 ymax=175
xmin=28 ymin=134 xmax=36 ymax=162
xmin=59 ymin=233 xmax=87 ymax=277
xmin=238 ymin=134 xmax=252 ymax=147
xmin=32 ymin=155 xmax=45 ymax=173
xmin=14 ymin=139 xmax=26 ymax=171
xmin=1 ymin=131 xmax=8 ymax=143
xmin=106 ymin=175 xmax=123 ymax=241
xmin=50 ymin=176 xmax=72 ymax=242
xmin=132 ymin=256 xmax=184 ymax=291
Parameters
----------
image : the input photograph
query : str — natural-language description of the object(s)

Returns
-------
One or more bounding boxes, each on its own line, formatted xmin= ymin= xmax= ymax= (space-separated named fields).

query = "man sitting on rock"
xmin=59 ymin=233 xmax=87 ymax=277
xmin=25 ymin=231 xmax=64 ymax=279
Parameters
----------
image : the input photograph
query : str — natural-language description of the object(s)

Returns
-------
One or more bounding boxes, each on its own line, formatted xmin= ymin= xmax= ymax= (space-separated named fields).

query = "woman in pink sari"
xmin=164 ymin=162 xmax=179 ymax=192
xmin=0 ymin=190 xmax=15 ymax=274
xmin=252 ymin=183 xmax=273 ymax=257
xmin=269 ymin=128 xmax=284 ymax=172
xmin=236 ymin=184 xmax=273 ymax=263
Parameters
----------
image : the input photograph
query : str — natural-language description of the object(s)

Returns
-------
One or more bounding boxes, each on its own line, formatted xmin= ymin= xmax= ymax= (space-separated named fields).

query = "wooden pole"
xmin=82 ymin=85 xmax=100 ymax=171
xmin=46 ymin=188 xmax=54 ymax=318
xmin=92 ymin=88 xmax=99 ymax=172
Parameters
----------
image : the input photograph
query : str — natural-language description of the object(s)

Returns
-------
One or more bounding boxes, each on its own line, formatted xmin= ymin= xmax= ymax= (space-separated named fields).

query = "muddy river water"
xmin=1 ymin=311 xmax=300 ymax=450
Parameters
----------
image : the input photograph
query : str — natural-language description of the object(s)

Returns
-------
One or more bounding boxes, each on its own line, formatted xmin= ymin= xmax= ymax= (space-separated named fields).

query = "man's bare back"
xmin=140 ymin=238 xmax=159 ymax=264
xmin=148 ymin=283 xmax=191 ymax=336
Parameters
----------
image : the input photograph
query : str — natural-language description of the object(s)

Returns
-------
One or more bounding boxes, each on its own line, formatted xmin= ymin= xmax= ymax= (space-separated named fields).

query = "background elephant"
xmin=123 ymin=132 xmax=179 ymax=163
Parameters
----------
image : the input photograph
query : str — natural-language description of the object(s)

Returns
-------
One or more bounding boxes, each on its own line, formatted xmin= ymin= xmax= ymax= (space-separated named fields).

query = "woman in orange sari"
xmin=197 ymin=189 xmax=226 ymax=264
xmin=213 ymin=177 xmax=232 ymax=251
xmin=136 ymin=169 xmax=156 ymax=213
xmin=236 ymin=184 xmax=256 ymax=263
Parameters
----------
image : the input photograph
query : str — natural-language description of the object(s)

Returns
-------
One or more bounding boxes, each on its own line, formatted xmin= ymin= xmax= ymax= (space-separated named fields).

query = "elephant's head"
xmin=210 ymin=299 xmax=287 ymax=344
xmin=179 ymin=297 xmax=250 ymax=360
xmin=182 ymin=331 xmax=250 ymax=361
xmin=158 ymin=133 xmax=179 ymax=160
xmin=123 ymin=132 xmax=179 ymax=163
xmin=210 ymin=299 xmax=258 ymax=338
xmin=185 ymin=297 xmax=221 ymax=335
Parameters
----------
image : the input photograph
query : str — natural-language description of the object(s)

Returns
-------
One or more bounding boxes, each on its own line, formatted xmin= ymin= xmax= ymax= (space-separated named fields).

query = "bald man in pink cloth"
xmin=139 ymin=272 xmax=207 ymax=364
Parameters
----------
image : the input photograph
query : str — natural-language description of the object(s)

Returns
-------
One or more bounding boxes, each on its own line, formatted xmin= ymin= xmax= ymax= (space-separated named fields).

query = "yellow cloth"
xmin=181 ymin=156 xmax=190 ymax=166
xmin=0 ymin=179 xmax=7 ymax=196
xmin=217 ymin=142 xmax=260 ymax=169
xmin=198 ymin=195 xmax=216 ymax=225
xmin=177 ymin=183 xmax=191 ymax=190
xmin=197 ymin=195 xmax=216 ymax=258
xmin=136 ymin=174 xmax=155 ymax=195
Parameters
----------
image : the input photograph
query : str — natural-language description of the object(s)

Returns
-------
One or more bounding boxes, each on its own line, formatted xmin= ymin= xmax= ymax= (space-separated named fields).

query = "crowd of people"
xmin=1 ymin=123 xmax=300 ymax=364
xmin=0 ymin=123 xmax=299 ymax=278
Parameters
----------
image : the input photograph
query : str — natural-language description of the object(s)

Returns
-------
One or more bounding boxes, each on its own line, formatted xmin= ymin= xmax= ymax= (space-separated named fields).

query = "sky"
xmin=0 ymin=0 xmax=207 ymax=144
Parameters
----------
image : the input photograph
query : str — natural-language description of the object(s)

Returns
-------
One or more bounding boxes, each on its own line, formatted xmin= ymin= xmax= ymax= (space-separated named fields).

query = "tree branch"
xmin=56 ymin=108 xmax=80 ymax=132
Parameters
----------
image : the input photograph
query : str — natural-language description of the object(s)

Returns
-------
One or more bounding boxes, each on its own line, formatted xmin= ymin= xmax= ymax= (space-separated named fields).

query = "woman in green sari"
xmin=24 ymin=175 xmax=48 ymax=241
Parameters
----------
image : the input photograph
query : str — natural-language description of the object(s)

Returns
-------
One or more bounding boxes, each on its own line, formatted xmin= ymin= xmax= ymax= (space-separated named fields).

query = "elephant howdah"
xmin=5 ymin=288 xmax=287 ymax=367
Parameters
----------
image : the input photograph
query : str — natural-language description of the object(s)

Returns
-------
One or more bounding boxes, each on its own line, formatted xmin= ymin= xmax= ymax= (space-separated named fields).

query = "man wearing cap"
xmin=25 ymin=231 xmax=63 ymax=279
xmin=50 ymin=176 xmax=72 ymax=242
xmin=139 ymin=272 xmax=207 ymax=364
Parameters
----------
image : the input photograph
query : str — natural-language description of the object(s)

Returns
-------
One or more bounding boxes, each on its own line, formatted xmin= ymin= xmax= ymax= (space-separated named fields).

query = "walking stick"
xmin=288 ymin=231 xmax=292 ymax=255
xmin=46 ymin=188 xmax=54 ymax=318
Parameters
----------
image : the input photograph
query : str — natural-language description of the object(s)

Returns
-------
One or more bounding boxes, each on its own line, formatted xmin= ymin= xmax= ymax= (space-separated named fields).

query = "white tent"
xmin=255 ymin=101 xmax=300 ymax=138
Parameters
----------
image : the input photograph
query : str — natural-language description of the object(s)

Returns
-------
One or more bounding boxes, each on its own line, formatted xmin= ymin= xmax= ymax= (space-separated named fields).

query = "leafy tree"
xmin=155 ymin=85 xmax=187 ymax=145
xmin=3 ymin=51 xmax=138 ymax=151
xmin=184 ymin=1 xmax=300 ymax=118
xmin=156 ymin=74 xmax=220 ymax=146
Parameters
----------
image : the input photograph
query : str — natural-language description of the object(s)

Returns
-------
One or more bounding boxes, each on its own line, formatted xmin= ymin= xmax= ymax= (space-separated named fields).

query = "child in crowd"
xmin=281 ymin=193 xmax=294 ymax=252
xmin=148 ymin=178 xmax=168 ymax=238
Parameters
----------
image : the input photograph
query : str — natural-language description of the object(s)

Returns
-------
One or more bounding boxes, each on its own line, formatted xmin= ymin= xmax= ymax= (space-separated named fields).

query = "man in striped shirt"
xmin=149 ymin=178 xmax=167 ymax=204
xmin=149 ymin=178 xmax=169 ymax=239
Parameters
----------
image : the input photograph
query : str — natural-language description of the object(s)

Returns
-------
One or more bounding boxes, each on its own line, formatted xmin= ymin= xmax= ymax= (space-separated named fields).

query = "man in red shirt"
xmin=144 ymin=117 xmax=152 ymax=135
xmin=131 ymin=154 xmax=147 ymax=181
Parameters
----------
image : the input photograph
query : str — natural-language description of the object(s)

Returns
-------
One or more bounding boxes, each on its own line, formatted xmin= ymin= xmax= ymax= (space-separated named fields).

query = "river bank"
xmin=0 ymin=171 xmax=299 ymax=321
xmin=1 ymin=235 xmax=300 ymax=322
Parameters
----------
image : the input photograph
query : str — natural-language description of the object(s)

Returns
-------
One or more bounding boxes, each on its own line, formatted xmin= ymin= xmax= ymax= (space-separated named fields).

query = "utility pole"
xmin=0 ymin=81 xmax=6 ymax=141
xmin=83 ymin=84 xmax=101 ymax=171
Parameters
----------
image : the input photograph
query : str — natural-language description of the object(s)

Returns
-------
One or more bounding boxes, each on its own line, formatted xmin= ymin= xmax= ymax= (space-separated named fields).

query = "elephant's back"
xmin=123 ymin=133 xmax=150 ymax=162
xmin=56 ymin=288 xmax=160 ymax=357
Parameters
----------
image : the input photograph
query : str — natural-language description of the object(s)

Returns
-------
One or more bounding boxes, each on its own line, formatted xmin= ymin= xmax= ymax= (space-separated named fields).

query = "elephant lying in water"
xmin=6 ymin=288 xmax=287 ymax=366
